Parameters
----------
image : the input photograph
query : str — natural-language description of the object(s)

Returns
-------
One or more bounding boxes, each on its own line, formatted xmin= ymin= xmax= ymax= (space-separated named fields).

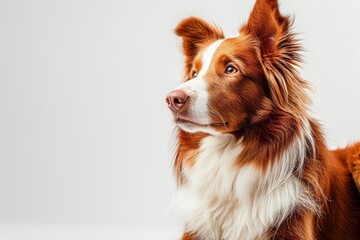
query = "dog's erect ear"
xmin=241 ymin=0 xmax=290 ymax=56
xmin=241 ymin=0 xmax=310 ymax=113
xmin=175 ymin=17 xmax=224 ymax=71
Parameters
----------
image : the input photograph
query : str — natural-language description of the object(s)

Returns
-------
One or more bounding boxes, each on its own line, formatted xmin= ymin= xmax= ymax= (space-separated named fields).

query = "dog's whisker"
xmin=208 ymin=107 xmax=227 ymax=128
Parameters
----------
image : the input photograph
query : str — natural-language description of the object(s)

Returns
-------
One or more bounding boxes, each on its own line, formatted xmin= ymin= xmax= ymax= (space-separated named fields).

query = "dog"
xmin=166 ymin=0 xmax=360 ymax=239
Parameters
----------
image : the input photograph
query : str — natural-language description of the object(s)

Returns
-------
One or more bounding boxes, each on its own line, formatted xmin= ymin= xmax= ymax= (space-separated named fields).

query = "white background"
xmin=0 ymin=0 xmax=359 ymax=239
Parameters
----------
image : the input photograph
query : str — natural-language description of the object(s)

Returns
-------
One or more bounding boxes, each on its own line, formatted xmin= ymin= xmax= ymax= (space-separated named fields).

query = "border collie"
xmin=166 ymin=0 xmax=360 ymax=239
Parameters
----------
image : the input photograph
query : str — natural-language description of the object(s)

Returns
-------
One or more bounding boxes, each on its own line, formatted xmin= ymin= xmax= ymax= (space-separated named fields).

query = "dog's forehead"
xmin=197 ymin=40 xmax=224 ymax=76
xmin=195 ymin=36 xmax=242 ymax=75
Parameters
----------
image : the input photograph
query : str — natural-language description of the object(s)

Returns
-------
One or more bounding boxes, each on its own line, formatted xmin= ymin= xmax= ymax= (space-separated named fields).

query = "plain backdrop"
xmin=0 ymin=0 xmax=360 ymax=239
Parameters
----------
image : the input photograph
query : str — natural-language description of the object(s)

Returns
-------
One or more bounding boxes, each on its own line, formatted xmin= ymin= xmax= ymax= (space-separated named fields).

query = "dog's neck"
xmin=173 ymin=117 xmax=318 ymax=240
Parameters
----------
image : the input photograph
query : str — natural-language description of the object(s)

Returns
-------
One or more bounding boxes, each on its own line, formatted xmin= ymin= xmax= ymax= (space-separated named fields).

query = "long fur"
xmin=167 ymin=0 xmax=360 ymax=239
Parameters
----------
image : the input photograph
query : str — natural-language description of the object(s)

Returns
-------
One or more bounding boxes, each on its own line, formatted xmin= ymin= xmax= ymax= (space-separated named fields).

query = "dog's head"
xmin=166 ymin=0 xmax=310 ymax=135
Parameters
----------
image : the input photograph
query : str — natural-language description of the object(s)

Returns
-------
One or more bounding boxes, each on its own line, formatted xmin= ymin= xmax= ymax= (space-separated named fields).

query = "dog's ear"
xmin=241 ymin=0 xmax=290 ymax=56
xmin=240 ymin=0 xmax=309 ymax=112
xmin=175 ymin=17 xmax=224 ymax=71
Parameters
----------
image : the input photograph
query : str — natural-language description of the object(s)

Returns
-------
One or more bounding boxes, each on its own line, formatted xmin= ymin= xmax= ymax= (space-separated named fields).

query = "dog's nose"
xmin=166 ymin=90 xmax=189 ymax=112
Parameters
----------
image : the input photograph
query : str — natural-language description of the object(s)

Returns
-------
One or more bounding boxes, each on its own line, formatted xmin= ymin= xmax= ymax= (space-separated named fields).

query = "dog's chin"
xmin=175 ymin=118 xmax=222 ymax=135
xmin=177 ymin=122 xmax=211 ymax=134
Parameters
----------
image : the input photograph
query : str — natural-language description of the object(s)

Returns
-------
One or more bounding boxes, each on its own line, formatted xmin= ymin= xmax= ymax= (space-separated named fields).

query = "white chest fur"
xmin=172 ymin=134 xmax=316 ymax=240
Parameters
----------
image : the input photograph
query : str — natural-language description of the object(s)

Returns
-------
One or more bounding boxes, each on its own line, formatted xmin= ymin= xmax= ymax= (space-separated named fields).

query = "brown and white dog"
xmin=166 ymin=0 xmax=360 ymax=239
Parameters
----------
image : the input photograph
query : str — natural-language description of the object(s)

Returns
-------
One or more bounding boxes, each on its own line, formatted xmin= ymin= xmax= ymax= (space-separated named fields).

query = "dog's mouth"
xmin=175 ymin=117 xmax=228 ymax=128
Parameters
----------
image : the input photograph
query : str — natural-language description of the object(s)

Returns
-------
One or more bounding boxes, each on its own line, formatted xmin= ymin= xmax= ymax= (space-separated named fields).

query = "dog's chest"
xmin=173 ymin=135 xmax=302 ymax=240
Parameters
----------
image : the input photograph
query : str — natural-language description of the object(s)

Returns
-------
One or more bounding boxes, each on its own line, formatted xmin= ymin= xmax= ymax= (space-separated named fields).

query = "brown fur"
xmin=333 ymin=142 xmax=360 ymax=192
xmin=174 ymin=131 xmax=207 ymax=184
xmin=181 ymin=232 xmax=198 ymax=240
xmin=173 ymin=0 xmax=360 ymax=239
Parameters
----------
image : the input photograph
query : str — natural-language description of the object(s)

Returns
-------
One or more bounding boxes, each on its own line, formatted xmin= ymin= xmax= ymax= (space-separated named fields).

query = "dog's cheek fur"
xmin=207 ymin=76 xmax=249 ymax=133
xmin=204 ymin=37 xmax=269 ymax=133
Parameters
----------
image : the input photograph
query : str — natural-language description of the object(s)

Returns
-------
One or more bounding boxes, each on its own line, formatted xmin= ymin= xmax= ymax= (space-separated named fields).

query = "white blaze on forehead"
xmin=198 ymin=39 xmax=225 ymax=76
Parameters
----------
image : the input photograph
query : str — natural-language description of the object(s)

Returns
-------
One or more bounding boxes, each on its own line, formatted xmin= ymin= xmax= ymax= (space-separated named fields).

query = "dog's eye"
xmin=192 ymin=71 xmax=198 ymax=78
xmin=225 ymin=66 xmax=238 ymax=74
